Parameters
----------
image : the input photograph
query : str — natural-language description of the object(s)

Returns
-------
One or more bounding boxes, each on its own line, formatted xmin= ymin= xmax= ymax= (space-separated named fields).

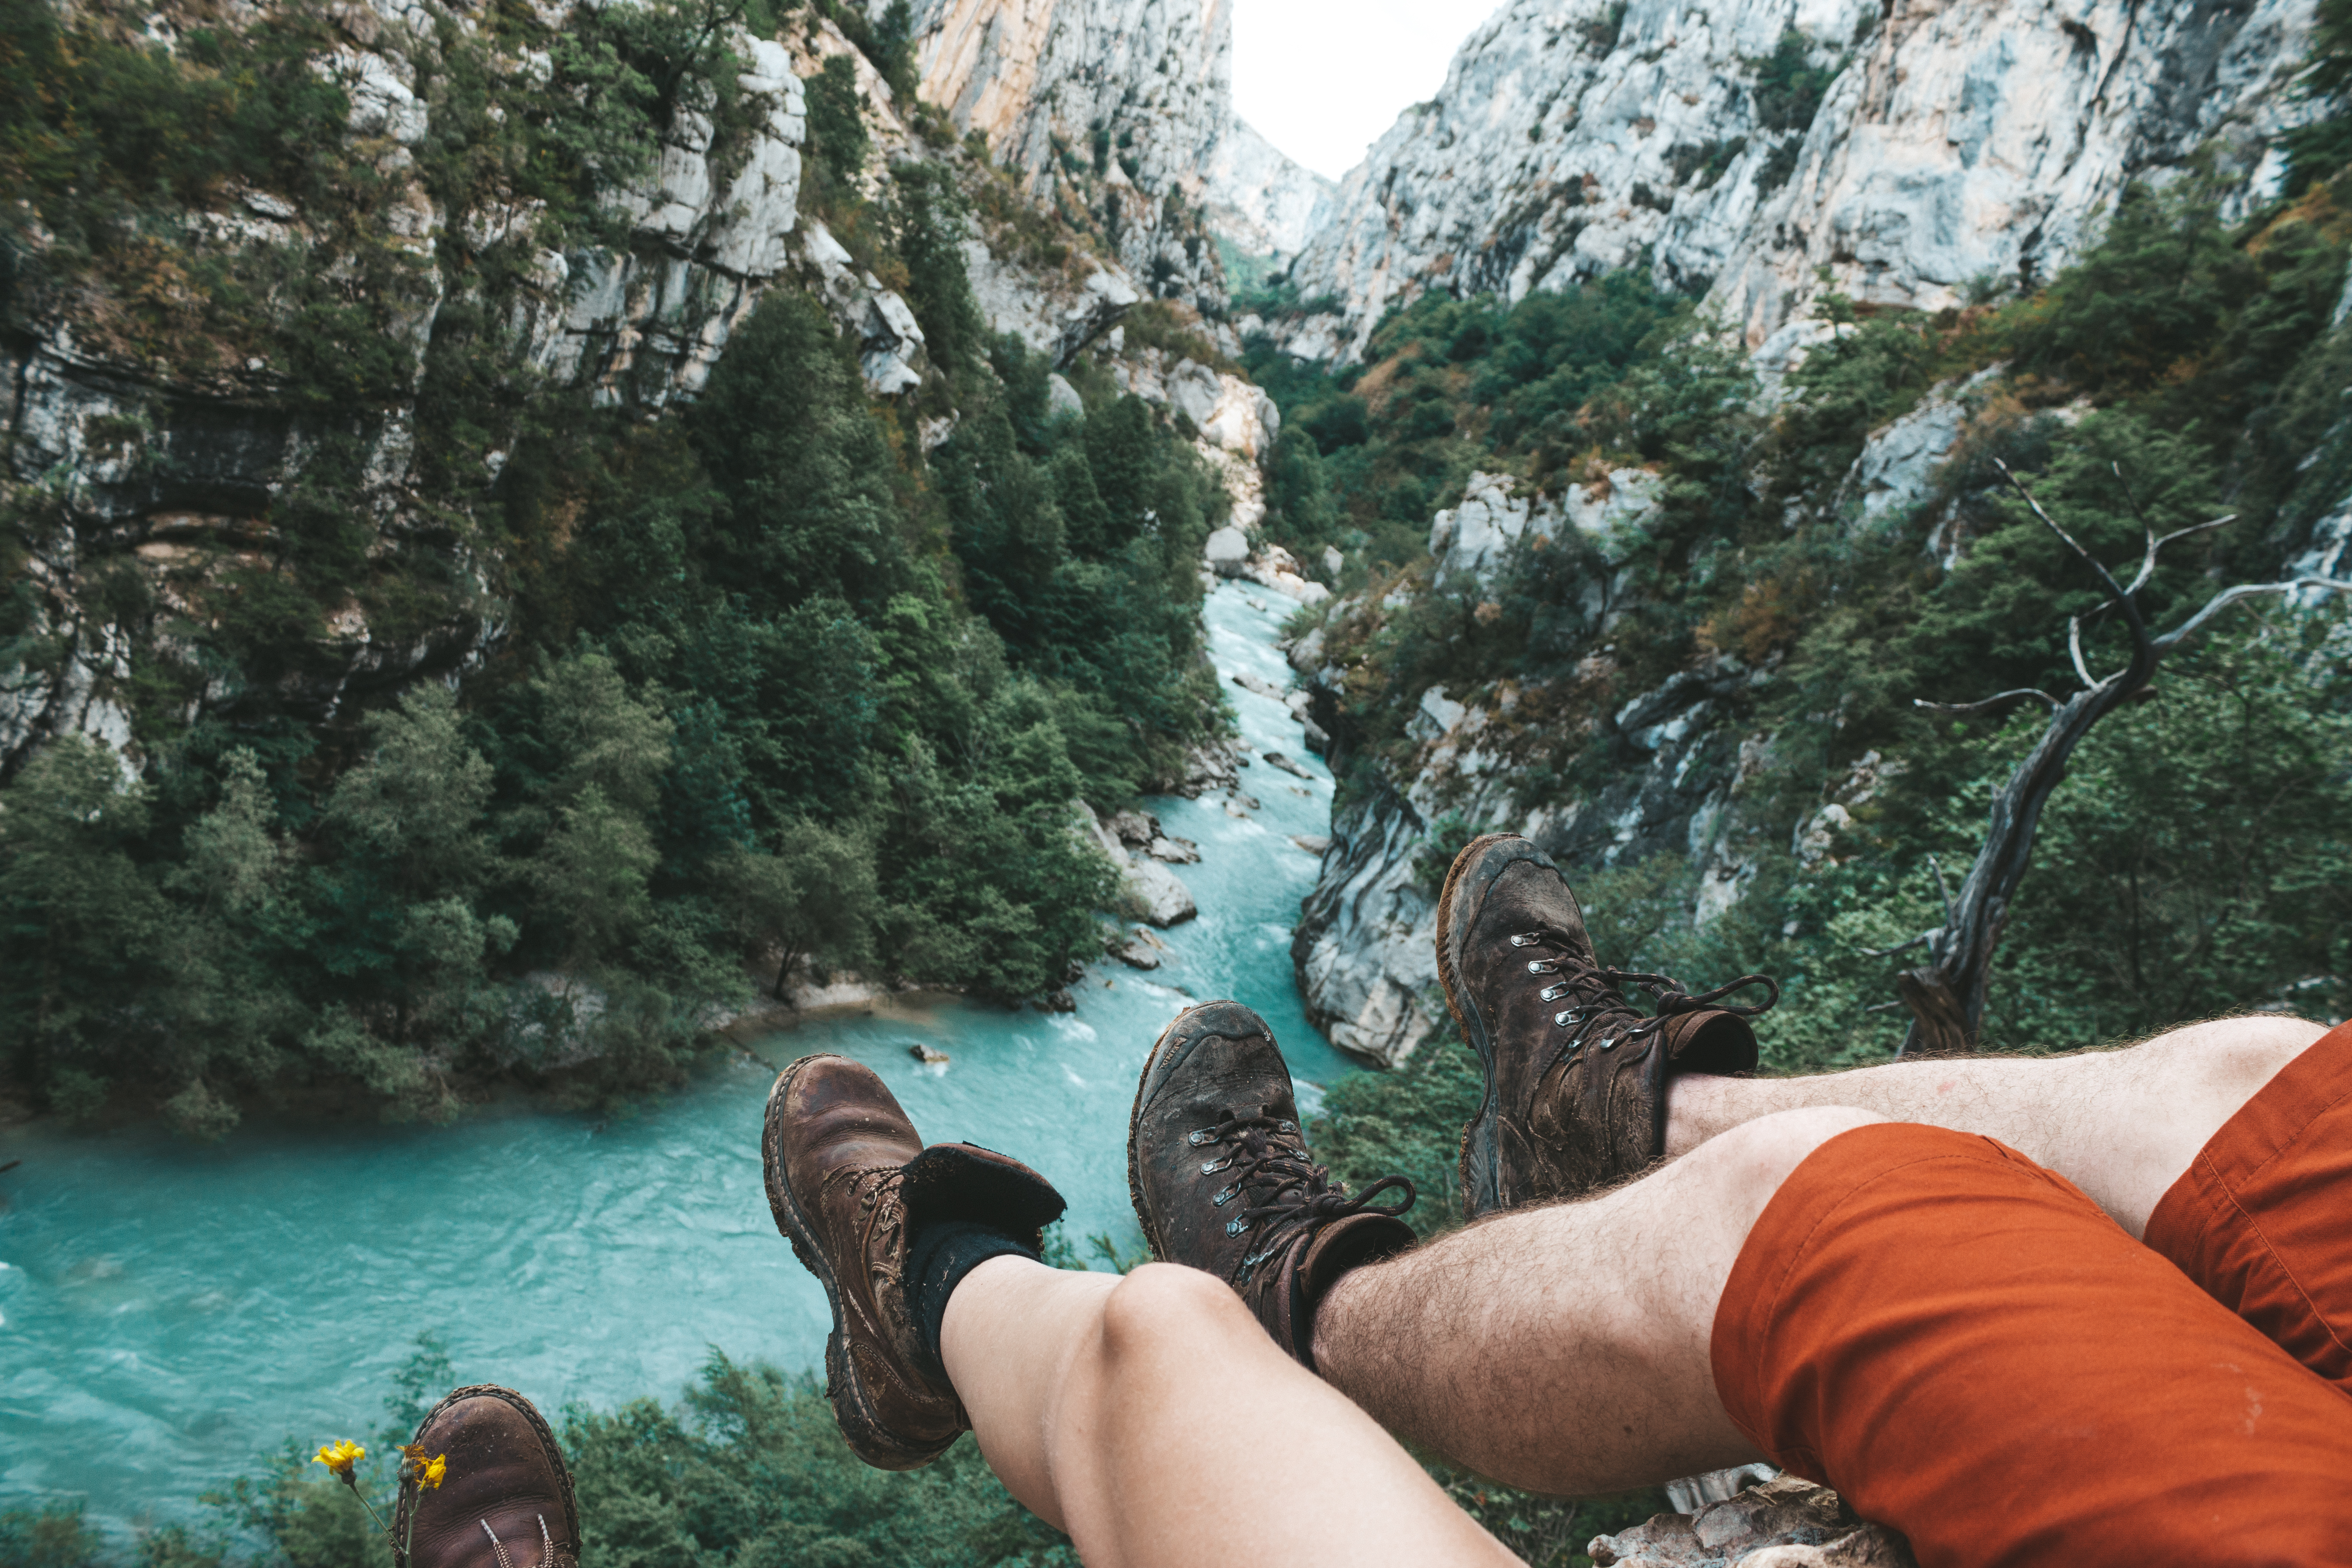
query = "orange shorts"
xmin=1711 ymin=1024 xmax=2352 ymax=1568
xmin=2144 ymin=1019 xmax=2352 ymax=1390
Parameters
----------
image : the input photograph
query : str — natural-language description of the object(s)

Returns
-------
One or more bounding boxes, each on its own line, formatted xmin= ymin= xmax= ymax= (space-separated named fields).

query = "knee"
xmin=1696 ymin=1106 xmax=1889 ymax=1214
xmin=1096 ymin=1262 xmax=1254 ymax=1369
xmin=2138 ymin=1014 xmax=2321 ymax=1096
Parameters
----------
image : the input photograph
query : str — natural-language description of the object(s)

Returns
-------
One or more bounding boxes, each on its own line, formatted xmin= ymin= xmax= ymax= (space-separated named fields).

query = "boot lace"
xmin=819 ymin=1164 xmax=910 ymax=1289
xmin=1507 ymin=928 xmax=1778 ymax=1073
xmin=479 ymin=1516 xmax=557 ymax=1568
xmin=1185 ymin=1115 xmax=1414 ymax=1283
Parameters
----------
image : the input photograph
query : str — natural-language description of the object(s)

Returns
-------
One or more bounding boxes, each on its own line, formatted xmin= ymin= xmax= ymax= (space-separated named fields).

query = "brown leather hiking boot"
xmin=762 ymin=1054 xmax=1064 ymax=1470
xmin=1438 ymin=834 xmax=1778 ymax=1216
xmin=1127 ymin=1000 xmax=1416 ymax=1368
xmin=391 ymin=1385 xmax=579 ymax=1568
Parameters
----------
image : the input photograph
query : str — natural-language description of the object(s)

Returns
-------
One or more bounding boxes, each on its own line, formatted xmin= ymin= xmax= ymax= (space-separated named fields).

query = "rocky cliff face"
xmin=894 ymin=0 xmax=1234 ymax=310
xmin=891 ymin=0 xmax=1334 ymax=296
xmin=1287 ymin=469 xmax=1778 ymax=1066
xmin=0 ymin=0 xmax=1189 ymax=777
xmin=1278 ymin=0 xmax=2319 ymax=361
xmin=1203 ymin=116 xmax=1339 ymax=258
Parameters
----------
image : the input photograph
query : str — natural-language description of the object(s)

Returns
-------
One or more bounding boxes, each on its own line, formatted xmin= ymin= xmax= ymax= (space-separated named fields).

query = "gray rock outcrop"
xmin=1083 ymin=804 xmax=1199 ymax=925
xmin=1589 ymin=1475 xmax=1917 ymax=1567
xmin=1278 ymin=0 xmax=2319 ymax=361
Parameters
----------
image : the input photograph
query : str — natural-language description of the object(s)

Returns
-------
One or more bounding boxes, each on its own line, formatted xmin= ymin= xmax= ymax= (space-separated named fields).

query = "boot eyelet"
xmin=1509 ymin=932 xmax=1540 ymax=947
xmin=1200 ymin=1156 xmax=1232 ymax=1175
xmin=1539 ymin=983 xmax=1568 ymax=1001
xmin=1188 ymin=1128 xmax=1213 ymax=1146
xmin=1225 ymin=1217 xmax=1251 ymax=1237
xmin=1527 ymin=959 xmax=1558 ymax=974
xmin=1555 ymin=1010 xmax=1578 ymax=1027
xmin=1600 ymin=1036 xmax=1618 ymax=1051
xmin=1212 ymin=1183 xmax=1240 ymax=1206
xmin=1277 ymin=1119 xmax=1296 ymax=1133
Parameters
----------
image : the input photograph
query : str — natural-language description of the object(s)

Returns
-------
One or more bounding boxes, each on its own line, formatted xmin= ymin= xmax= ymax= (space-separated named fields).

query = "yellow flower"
xmin=416 ymin=1454 xmax=447 ymax=1491
xmin=314 ymin=1439 xmax=365 ymax=1477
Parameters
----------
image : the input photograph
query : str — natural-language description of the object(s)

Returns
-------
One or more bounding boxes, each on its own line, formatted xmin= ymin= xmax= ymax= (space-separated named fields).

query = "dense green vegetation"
xmin=0 ymin=0 xmax=1224 ymax=1134
xmin=1243 ymin=272 xmax=1687 ymax=573
xmin=1281 ymin=155 xmax=2352 ymax=1147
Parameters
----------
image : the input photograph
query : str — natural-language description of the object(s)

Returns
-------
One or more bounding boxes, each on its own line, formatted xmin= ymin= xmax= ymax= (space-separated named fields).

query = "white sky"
xmin=1231 ymin=0 xmax=1499 ymax=183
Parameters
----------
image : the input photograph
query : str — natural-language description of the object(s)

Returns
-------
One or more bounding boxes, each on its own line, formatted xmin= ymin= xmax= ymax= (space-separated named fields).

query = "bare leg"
xmin=1314 ymin=1106 xmax=1886 ymax=1495
xmin=941 ymin=1256 xmax=1522 ymax=1568
xmin=1667 ymin=1015 xmax=2322 ymax=1237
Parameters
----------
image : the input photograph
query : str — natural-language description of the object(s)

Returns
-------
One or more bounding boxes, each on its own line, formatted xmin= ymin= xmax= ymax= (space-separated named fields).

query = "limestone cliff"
xmin=1202 ymin=116 xmax=1338 ymax=259
xmin=0 ymin=0 xmax=1189 ymax=775
xmin=893 ymin=0 xmax=1234 ymax=311
xmin=1278 ymin=0 xmax=2320 ymax=361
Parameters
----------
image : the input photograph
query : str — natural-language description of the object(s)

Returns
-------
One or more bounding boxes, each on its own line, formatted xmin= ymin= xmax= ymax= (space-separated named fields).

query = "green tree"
xmin=717 ymin=821 xmax=880 ymax=996
xmin=532 ymin=784 xmax=659 ymax=968
xmin=0 ymin=737 xmax=168 ymax=1102
xmin=324 ymin=688 xmax=497 ymax=901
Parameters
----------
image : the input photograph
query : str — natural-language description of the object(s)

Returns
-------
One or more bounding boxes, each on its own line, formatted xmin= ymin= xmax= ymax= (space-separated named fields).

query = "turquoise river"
xmin=0 ymin=582 xmax=1357 ymax=1536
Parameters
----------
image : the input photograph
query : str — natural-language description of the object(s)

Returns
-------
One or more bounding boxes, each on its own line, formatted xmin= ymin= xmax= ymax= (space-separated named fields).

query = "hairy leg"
xmin=941 ymin=1257 xmax=1521 ymax=1568
xmin=1666 ymin=1014 xmax=2322 ymax=1237
xmin=1314 ymin=1106 xmax=1885 ymax=1495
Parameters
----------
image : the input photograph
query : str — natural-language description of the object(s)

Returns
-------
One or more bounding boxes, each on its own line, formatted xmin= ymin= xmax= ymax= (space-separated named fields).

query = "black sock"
xmin=903 ymin=1219 xmax=1039 ymax=1385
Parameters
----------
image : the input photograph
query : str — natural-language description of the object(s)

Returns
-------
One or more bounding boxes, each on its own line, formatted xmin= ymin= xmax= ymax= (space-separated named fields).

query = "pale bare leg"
xmin=1666 ymin=1014 xmax=2322 ymax=1237
xmin=941 ymin=1255 xmax=1523 ymax=1568
xmin=1313 ymin=1106 xmax=1887 ymax=1496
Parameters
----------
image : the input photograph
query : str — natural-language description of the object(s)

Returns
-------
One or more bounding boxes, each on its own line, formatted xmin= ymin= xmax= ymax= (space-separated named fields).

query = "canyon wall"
xmin=1279 ymin=0 xmax=2318 ymax=362
xmin=0 ymin=0 xmax=1181 ymax=774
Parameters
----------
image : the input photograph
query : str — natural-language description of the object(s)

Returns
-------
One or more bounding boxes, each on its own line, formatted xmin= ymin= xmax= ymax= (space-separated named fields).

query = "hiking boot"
xmin=1127 ymin=1000 xmax=1416 ymax=1368
xmin=1438 ymin=834 xmax=1778 ymax=1215
xmin=763 ymin=1054 xmax=1065 ymax=1470
xmin=391 ymin=1385 xmax=579 ymax=1568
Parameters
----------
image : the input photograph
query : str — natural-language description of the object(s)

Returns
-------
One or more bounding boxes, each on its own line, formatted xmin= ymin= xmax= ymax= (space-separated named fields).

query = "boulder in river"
xmin=1043 ymin=988 xmax=1076 ymax=1013
xmin=1114 ymin=927 xmax=1169 ymax=969
xmin=1263 ymin=751 xmax=1312 ymax=779
xmin=1169 ymin=742 xmax=1239 ymax=797
xmin=1204 ymin=526 xmax=1250 ymax=575
xmin=1124 ymin=857 xmax=1197 ymax=927
xmin=1148 ymin=835 xmax=1200 ymax=864
xmin=1231 ymin=670 xmax=1285 ymax=701
xmin=1290 ymin=834 xmax=1330 ymax=856
xmin=1108 ymin=808 xmax=1159 ymax=846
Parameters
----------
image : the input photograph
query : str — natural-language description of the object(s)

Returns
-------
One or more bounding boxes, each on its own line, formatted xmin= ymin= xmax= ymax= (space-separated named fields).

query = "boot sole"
xmin=391 ymin=1383 xmax=579 ymax=1568
xmin=761 ymin=1056 xmax=953 ymax=1472
xmin=1127 ymin=999 xmax=1278 ymax=1263
xmin=1435 ymin=833 xmax=1536 ymax=1220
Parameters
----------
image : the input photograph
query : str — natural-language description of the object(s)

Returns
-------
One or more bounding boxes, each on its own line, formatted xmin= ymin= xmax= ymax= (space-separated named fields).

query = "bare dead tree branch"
xmin=2109 ymin=461 xmax=2236 ymax=594
xmin=1914 ymin=689 xmax=2061 ymax=716
xmin=1892 ymin=467 xmax=2349 ymax=1056
xmin=2067 ymin=615 xmax=2099 ymax=687
xmin=1860 ymin=932 xmax=1934 ymax=959
xmin=2152 ymin=579 xmax=2352 ymax=654
xmin=1928 ymin=854 xmax=1956 ymax=926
